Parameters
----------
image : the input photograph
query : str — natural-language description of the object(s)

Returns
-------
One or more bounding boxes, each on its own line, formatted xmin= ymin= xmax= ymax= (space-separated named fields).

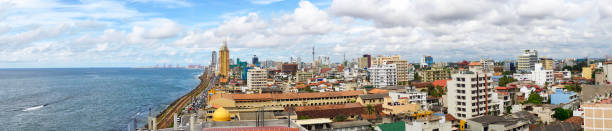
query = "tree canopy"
xmin=498 ymin=76 xmax=517 ymax=87
xmin=553 ymin=108 xmax=573 ymax=120
xmin=525 ymin=92 xmax=543 ymax=104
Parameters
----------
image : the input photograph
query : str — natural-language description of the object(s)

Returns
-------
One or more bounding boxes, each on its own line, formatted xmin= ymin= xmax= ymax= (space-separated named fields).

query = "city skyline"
xmin=2 ymin=0 xmax=612 ymax=68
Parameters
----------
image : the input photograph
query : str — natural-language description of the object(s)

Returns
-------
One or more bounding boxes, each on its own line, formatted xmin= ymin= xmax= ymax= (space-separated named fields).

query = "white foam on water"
xmin=22 ymin=105 xmax=45 ymax=111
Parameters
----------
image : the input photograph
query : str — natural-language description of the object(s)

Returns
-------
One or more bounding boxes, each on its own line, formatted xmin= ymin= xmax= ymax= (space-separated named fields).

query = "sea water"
xmin=0 ymin=68 xmax=201 ymax=130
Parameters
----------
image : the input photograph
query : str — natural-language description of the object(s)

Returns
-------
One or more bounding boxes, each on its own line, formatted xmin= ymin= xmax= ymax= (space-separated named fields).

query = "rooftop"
xmin=359 ymin=93 xmax=388 ymax=100
xmin=295 ymin=118 xmax=332 ymax=125
xmin=468 ymin=115 xmax=527 ymax=126
xmin=212 ymin=90 xmax=364 ymax=101
xmin=331 ymin=120 xmax=372 ymax=128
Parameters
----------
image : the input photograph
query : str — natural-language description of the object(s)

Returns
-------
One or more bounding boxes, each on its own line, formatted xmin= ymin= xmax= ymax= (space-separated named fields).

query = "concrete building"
xmin=539 ymin=57 xmax=554 ymax=70
xmin=466 ymin=115 xmax=530 ymax=131
xmin=281 ymin=64 xmax=298 ymax=75
xmin=218 ymin=40 xmax=230 ymax=83
xmin=550 ymin=88 xmax=578 ymax=105
xmin=583 ymin=66 xmax=593 ymax=80
xmin=518 ymin=49 xmax=538 ymax=71
xmin=388 ymin=86 xmax=428 ymax=109
xmin=209 ymin=91 xmax=364 ymax=109
xmin=369 ymin=63 xmax=397 ymax=88
xmin=331 ymin=120 xmax=372 ymax=131
xmin=296 ymin=72 xmax=313 ymax=83
xmin=480 ymin=58 xmax=495 ymax=72
xmin=419 ymin=67 xmax=451 ymax=82
xmin=358 ymin=54 xmax=372 ymax=69
xmin=583 ymin=103 xmax=612 ymax=131
xmin=247 ymin=67 xmax=267 ymax=89
xmin=405 ymin=114 xmax=454 ymax=131
xmin=381 ymin=96 xmax=422 ymax=115
xmin=531 ymin=63 xmax=554 ymax=86
xmin=447 ymin=62 xmax=501 ymax=119
xmin=371 ymin=55 xmax=411 ymax=84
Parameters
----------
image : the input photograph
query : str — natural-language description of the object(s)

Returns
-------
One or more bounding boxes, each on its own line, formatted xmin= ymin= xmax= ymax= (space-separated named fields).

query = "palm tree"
xmin=367 ymin=104 xmax=375 ymax=114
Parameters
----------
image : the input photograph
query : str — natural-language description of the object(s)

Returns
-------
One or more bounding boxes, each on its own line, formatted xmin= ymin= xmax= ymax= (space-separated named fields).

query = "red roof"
xmin=564 ymin=116 xmax=584 ymax=125
xmin=468 ymin=61 xmax=481 ymax=66
xmin=432 ymin=80 xmax=448 ymax=88
xmin=445 ymin=114 xmax=457 ymax=121
xmin=496 ymin=87 xmax=509 ymax=90
xmin=321 ymin=68 xmax=332 ymax=73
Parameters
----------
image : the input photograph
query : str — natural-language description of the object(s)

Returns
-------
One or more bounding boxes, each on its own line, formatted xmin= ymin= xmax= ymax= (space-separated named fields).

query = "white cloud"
xmin=250 ymin=0 xmax=284 ymax=5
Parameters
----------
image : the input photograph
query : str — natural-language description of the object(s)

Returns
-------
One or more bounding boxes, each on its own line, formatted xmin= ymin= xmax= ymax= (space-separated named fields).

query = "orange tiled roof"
xmin=432 ymin=79 xmax=448 ymax=88
xmin=496 ymin=87 xmax=509 ymax=90
xmin=564 ymin=116 xmax=583 ymax=125
xmin=213 ymin=90 xmax=364 ymax=101
xmin=445 ymin=114 xmax=457 ymax=121
xmin=468 ymin=61 xmax=481 ymax=66
xmin=293 ymin=103 xmax=363 ymax=111
xmin=368 ymin=89 xmax=389 ymax=94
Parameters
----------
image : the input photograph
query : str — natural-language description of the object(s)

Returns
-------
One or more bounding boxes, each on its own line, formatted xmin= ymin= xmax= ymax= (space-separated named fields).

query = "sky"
xmin=1 ymin=0 xmax=612 ymax=68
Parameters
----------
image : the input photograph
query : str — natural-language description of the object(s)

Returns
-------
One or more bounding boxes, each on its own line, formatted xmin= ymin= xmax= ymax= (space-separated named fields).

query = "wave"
xmin=22 ymin=104 xmax=46 ymax=111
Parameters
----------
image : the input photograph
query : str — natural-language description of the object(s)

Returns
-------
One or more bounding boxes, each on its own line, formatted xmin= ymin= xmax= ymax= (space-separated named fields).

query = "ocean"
xmin=0 ymin=68 xmax=202 ymax=131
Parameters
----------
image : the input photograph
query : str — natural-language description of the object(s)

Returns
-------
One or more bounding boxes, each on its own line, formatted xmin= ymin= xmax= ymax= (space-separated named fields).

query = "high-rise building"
xmin=447 ymin=62 xmax=501 ymax=119
xmin=369 ymin=63 xmax=397 ymax=88
xmin=252 ymin=55 xmax=259 ymax=67
xmin=218 ymin=40 xmax=230 ymax=83
xmin=479 ymin=58 xmax=494 ymax=72
xmin=420 ymin=56 xmax=434 ymax=68
xmin=517 ymin=49 xmax=538 ymax=71
xmin=539 ymin=57 xmax=553 ymax=70
xmin=358 ymin=54 xmax=371 ymax=69
xmin=247 ymin=67 xmax=267 ymax=89
xmin=211 ymin=51 xmax=217 ymax=70
xmin=297 ymin=57 xmax=301 ymax=69
xmin=371 ymin=55 xmax=410 ymax=84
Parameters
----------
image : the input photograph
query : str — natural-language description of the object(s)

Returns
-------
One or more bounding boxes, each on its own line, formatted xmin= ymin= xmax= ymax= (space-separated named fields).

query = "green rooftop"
xmin=377 ymin=121 xmax=405 ymax=131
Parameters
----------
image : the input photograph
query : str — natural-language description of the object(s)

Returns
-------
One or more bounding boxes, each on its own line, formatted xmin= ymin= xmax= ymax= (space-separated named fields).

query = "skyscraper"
xmin=211 ymin=51 xmax=217 ymax=70
xmin=252 ymin=55 xmax=259 ymax=67
xmin=219 ymin=40 xmax=230 ymax=83
xmin=517 ymin=49 xmax=537 ymax=71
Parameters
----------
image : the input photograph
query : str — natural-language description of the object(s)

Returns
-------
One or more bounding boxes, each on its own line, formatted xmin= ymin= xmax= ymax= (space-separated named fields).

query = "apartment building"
xmin=296 ymin=71 xmax=313 ymax=83
xmin=369 ymin=63 xmax=397 ymax=88
xmin=447 ymin=62 xmax=501 ymax=119
xmin=371 ymin=55 xmax=411 ymax=84
xmin=247 ymin=67 xmax=267 ymax=89
xmin=419 ymin=67 xmax=451 ymax=82
xmin=539 ymin=57 xmax=554 ymax=70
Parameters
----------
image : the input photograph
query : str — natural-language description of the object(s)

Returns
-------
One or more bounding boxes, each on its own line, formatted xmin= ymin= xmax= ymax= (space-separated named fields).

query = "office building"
xmin=247 ymin=67 xmax=267 ymax=89
xmin=539 ymin=57 xmax=553 ymax=70
xmin=517 ymin=49 xmax=538 ymax=71
xmin=421 ymin=56 xmax=434 ymax=68
xmin=369 ymin=63 xmax=397 ymax=88
xmin=296 ymin=72 xmax=313 ymax=83
xmin=447 ymin=62 xmax=501 ymax=119
xmin=252 ymin=55 xmax=259 ymax=67
xmin=219 ymin=41 xmax=230 ymax=83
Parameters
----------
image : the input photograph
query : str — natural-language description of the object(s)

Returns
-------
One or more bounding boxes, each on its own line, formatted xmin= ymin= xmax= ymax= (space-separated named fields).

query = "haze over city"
xmin=2 ymin=0 xmax=612 ymax=68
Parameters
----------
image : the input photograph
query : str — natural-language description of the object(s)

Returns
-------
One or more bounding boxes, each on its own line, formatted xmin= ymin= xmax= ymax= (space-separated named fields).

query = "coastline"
xmin=151 ymin=68 xmax=211 ymax=129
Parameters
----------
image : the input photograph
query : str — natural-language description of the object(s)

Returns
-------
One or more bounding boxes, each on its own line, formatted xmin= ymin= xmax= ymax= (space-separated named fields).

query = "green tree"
xmin=366 ymin=104 xmax=375 ymax=114
xmin=553 ymin=108 xmax=573 ymax=120
xmin=498 ymin=76 xmax=517 ymax=87
xmin=564 ymin=84 xmax=582 ymax=92
xmin=502 ymin=71 xmax=513 ymax=76
xmin=436 ymin=85 xmax=445 ymax=95
xmin=526 ymin=92 xmax=543 ymax=104
xmin=333 ymin=114 xmax=347 ymax=122
xmin=298 ymin=115 xmax=311 ymax=120
xmin=427 ymin=84 xmax=439 ymax=97
xmin=506 ymin=106 xmax=512 ymax=114
xmin=414 ymin=72 xmax=421 ymax=82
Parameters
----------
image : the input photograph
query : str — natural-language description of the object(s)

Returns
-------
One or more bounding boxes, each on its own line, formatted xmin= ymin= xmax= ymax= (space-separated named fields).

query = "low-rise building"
xmin=466 ymin=115 xmax=530 ymax=131
xmin=357 ymin=94 xmax=387 ymax=106
xmin=381 ymin=96 xmax=422 ymax=115
xmin=405 ymin=114 xmax=454 ymax=131
xmin=209 ymin=91 xmax=364 ymax=109
xmin=550 ymin=88 xmax=578 ymax=105
xmin=296 ymin=118 xmax=333 ymax=131
xmin=388 ymin=86 xmax=428 ymax=109
xmin=292 ymin=103 xmax=364 ymax=120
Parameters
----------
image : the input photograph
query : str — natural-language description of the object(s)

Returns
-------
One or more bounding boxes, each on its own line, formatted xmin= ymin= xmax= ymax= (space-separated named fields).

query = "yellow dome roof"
xmin=212 ymin=107 xmax=230 ymax=121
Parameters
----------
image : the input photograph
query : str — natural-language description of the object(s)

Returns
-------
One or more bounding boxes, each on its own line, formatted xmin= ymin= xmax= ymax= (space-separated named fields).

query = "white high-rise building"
xmin=603 ymin=62 xmax=612 ymax=85
xmin=517 ymin=49 xmax=538 ymax=71
xmin=447 ymin=62 xmax=501 ymax=119
xmin=369 ymin=63 xmax=397 ymax=88
xmin=247 ymin=67 xmax=267 ymax=89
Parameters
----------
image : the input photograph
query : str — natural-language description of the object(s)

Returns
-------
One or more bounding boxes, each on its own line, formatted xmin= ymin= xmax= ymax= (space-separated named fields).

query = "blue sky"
xmin=1 ymin=0 xmax=612 ymax=68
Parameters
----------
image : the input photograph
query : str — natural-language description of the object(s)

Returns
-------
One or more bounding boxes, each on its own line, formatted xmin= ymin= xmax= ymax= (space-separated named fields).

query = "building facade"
xmin=369 ymin=64 xmax=397 ymax=88
xmin=539 ymin=57 xmax=553 ymax=70
xmin=247 ymin=67 xmax=267 ymax=89
xmin=296 ymin=72 xmax=313 ymax=83
xmin=531 ymin=63 xmax=554 ymax=86
xmin=550 ymin=88 xmax=578 ymax=105
xmin=420 ymin=56 xmax=434 ymax=68
xmin=605 ymin=62 xmax=612 ymax=85
xmin=517 ymin=49 xmax=538 ymax=71
xmin=371 ymin=55 xmax=411 ymax=84
xmin=420 ymin=67 xmax=451 ymax=82
xmin=583 ymin=103 xmax=612 ymax=131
